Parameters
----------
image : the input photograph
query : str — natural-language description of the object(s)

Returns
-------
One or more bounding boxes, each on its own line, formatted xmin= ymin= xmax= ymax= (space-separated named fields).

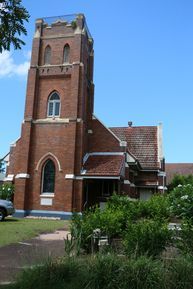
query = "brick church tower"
xmin=7 ymin=14 xmax=166 ymax=218
xmin=7 ymin=14 xmax=94 ymax=218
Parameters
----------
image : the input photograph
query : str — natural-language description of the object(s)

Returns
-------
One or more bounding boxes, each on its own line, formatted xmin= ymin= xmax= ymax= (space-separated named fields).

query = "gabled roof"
xmin=110 ymin=126 xmax=159 ymax=169
xmin=82 ymin=154 xmax=125 ymax=177
xmin=165 ymin=163 xmax=193 ymax=184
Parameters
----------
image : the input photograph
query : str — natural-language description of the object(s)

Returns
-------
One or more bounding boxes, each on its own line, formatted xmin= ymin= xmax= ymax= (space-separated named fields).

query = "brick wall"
xmin=8 ymin=15 xmax=94 ymax=213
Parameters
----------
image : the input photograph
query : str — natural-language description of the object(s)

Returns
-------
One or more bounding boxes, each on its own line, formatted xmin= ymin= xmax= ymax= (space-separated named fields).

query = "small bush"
xmin=141 ymin=194 xmax=170 ymax=220
xmin=168 ymin=255 xmax=193 ymax=289
xmin=0 ymin=183 xmax=14 ymax=201
xmin=168 ymin=184 xmax=193 ymax=219
xmin=168 ymin=174 xmax=193 ymax=192
xmin=108 ymin=194 xmax=170 ymax=221
xmin=123 ymin=219 xmax=172 ymax=257
xmin=175 ymin=220 xmax=193 ymax=255
xmin=71 ymin=207 xmax=126 ymax=252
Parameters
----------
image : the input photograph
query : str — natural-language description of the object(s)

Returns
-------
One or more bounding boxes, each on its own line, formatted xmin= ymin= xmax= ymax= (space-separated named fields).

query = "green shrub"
xmin=123 ymin=219 xmax=172 ymax=257
xmin=168 ymin=174 xmax=193 ymax=192
xmin=141 ymin=194 xmax=170 ymax=220
xmin=71 ymin=207 xmax=126 ymax=252
xmin=168 ymin=255 xmax=193 ymax=289
xmin=168 ymin=184 xmax=193 ymax=219
xmin=10 ymin=258 xmax=88 ymax=289
xmin=71 ymin=195 xmax=171 ymax=253
xmin=108 ymin=194 xmax=170 ymax=221
xmin=0 ymin=183 xmax=14 ymax=201
xmin=7 ymin=255 xmax=166 ymax=289
xmin=175 ymin=220 xmax=193 ymax=255
xmin=107 ymin=194 xmax=141 ymax=221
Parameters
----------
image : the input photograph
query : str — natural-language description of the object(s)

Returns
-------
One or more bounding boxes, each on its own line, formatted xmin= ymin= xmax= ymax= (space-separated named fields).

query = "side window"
xmin=42 ymin=159 xmax=55 ymax=194
xmin=44 ymin=45 xmax=51 ymax=65
xmin=47 ymin=92 xmax=60 ymax=117
xmin=63 ymin=44 xmax=70 ymax=63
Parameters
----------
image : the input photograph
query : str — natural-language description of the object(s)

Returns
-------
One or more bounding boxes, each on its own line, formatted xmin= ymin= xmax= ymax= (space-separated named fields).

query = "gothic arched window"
xmin=47 ymin=92 xmax=60 ymax=117
xmin=44 ymin=45 xmax=51 ymax=65
xmin=63 ymin=44 xmax=70 ymax=63
xmin=42 ymin=159 xmax=55 ymax=194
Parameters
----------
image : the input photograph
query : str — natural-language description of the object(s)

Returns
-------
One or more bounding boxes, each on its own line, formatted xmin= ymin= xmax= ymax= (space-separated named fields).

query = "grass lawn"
xmin=0 ymin=218 xmax=69 ymax=247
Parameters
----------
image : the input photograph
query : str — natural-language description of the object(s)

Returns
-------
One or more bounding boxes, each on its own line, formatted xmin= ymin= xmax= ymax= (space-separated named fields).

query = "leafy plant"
xmin=0 ymin=0 xmax=29 ymax=52
xmin=123 ymin=219 xmax=172 ymax=257
xmin=168 ymin=174 xmax=193 ymax=192
xmin=71 ymin=195 xmax=172 ymax=253
xmin=0 ymin=183 xmax=14 ymax=200
xmin=64 ymin=218 xmax=82 ymax=256
xmin=175 ymin=220 xmax=193 ymax=255
xmin=168 ymin=184 xmax=193 ymax=219
xmin=141 ymin=194 xmax=170 ymax=220
xmin=71 ymin=208 xmax=126 ymax=252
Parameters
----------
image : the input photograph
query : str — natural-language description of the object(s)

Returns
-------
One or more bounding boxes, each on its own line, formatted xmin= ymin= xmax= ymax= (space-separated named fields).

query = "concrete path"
xmin=0 ymin=230 xmax=70 ymax=284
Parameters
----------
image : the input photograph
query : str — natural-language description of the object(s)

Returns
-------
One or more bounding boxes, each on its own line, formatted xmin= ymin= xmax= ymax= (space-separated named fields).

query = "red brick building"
xmin=6 ymin=14 xmax=166 ymax=219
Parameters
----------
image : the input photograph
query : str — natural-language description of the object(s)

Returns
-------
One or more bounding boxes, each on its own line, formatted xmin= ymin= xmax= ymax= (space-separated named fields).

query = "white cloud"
xmin=0 ymin=50 xmax=30 ymax=78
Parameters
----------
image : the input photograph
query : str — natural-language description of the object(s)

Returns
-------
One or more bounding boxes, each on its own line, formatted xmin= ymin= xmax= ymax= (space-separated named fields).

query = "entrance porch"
xmin=83 ymin=179 xmax=120 ymax=209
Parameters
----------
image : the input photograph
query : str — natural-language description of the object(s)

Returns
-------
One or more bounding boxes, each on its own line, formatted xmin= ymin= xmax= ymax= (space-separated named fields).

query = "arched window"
xmin=47 ymin=92 xmax=60 ymax=117
xmin=42 ymin=159 xmax=55 ymax=194
xmin=44 ymin=45 xmax=51 ymax=65
xmin=63 ymin=44 xmax=70 ymax=63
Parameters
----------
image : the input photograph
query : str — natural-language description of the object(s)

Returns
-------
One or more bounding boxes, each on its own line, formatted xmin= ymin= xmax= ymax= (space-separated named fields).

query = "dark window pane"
xmin=42 ymin=160 xmax=55 ymax=193
xmin=44 ymin=46 xmax=51 ymax=65
xmin=54 ymin=102 xmax=60 ymax=116
xmin=50 ymin=92 xmax=60 ymax=101
xmin=48 ymin=102 xmax=53 ymax=116
xmin=63 ymin=44 xmax=70 ymax=63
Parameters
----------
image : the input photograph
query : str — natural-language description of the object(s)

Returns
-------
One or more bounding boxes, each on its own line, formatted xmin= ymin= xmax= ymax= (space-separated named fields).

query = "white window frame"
xmin=47 ymin=92 xmax=61 ymax=118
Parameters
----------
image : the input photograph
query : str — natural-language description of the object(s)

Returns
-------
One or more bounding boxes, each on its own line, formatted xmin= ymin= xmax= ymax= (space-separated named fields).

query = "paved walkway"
xmin=0 ymin=230 xmax=70 ymax=284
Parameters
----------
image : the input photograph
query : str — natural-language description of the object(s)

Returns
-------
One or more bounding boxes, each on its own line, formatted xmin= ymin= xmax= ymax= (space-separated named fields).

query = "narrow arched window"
xmin=44 ymin=45 xmax=51 ymax=65
xmin=47 ymin=92 xmax=60 ymax=117
xmin=42 ymin=160 xmax=55 ymax=194
xmin=63 ymin=44 xmax=70 ymax=63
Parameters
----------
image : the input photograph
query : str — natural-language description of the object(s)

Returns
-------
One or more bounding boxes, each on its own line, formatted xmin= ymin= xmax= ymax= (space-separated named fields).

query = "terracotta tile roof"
xmin=166 ymin=163 xmax=193 ymax=184
xmin=110 ymin=126 xmax=159 ymax=169
xmin=83 ymin=155 xmax=125 ymax=177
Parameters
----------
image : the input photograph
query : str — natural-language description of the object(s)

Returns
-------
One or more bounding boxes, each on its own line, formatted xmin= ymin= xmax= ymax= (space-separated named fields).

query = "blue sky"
xmin=0 ymin=0 xmax=193 ymax=162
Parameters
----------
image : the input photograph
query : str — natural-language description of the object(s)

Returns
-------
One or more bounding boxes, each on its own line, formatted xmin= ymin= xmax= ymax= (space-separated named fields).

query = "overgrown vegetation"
xmin=123 ymin=219 xmax=172 ymax=257
xmin=69 ymin=185 xmax=193 ymax=258
xmin=4 ymin=254 xmax=193 ymax=289
xmin=3 ymin=178 xmax=193 ymax=288
xmin=70 ymin=194 xmax=172 ymax=256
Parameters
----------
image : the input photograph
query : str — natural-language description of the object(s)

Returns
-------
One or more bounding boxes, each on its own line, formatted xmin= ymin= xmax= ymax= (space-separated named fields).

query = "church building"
xmin=6 ymin=14 xmax=166 ymax=219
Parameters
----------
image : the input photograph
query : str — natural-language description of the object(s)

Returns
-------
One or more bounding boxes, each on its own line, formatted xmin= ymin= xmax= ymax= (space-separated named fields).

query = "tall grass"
xmin=3 ymin=254 xmax=193 ymax=289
